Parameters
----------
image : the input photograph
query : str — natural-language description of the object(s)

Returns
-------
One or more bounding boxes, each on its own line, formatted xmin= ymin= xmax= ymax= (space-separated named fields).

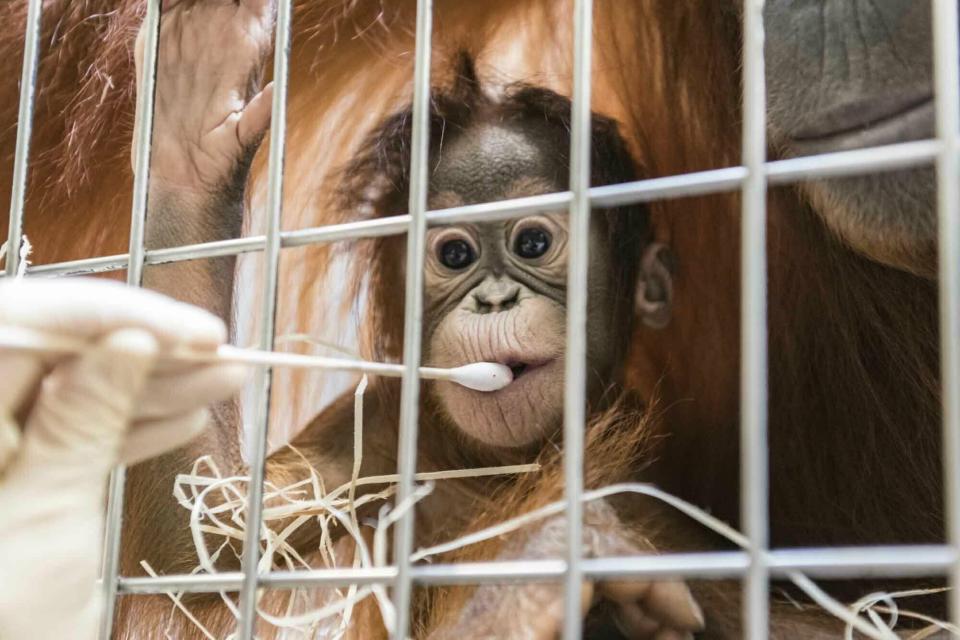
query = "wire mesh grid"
xmin=2 ymin=0 xmax=960 ymax=638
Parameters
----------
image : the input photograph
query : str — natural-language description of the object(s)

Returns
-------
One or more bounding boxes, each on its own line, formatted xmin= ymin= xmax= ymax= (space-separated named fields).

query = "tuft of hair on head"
xmin=337 ymin=50 xmax=489 ymax=222
xmin=448 ymin=50 xmax=483 ymax=106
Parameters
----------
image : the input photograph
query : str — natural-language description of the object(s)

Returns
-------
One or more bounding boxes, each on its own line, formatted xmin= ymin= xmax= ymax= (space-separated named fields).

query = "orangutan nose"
xmin=473 ymin=281 xmax=521 ymax=313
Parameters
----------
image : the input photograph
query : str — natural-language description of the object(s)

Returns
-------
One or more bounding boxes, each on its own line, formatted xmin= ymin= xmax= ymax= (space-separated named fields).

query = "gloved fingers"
xmin=0 ymin=411 xmax=20 ymax=472
xmin=135 ymin=361 xmax=248 ymax=421
xmin=121 ymin=408 xmax=210 ymax=465
xmin=19 ymin=328 xmax=158 ymax=467
xmin=0 ymin=352 xmax=47 ymax=471
xmin=0 ymin=279 xmax=226 ymax=350
xmin=0 ymin=351 xmax=44 ymax=416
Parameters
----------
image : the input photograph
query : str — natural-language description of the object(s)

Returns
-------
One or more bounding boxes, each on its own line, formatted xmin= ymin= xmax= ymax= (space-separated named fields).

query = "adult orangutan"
xmin=0 ymin=0 xmax=945 ymax=637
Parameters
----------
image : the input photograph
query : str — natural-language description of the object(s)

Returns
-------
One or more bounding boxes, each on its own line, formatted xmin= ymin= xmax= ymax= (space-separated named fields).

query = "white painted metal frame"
xmin=561 ymin=0 xmax=593 ymax=636
xmin=99 ymin=0 xmax=163 ymax=636
xmin=740 ymin=1 xmax=769 ymax=637
xmin=2 ymin=0 xmax=959 ymax=638
xmin=234 ymin=0 xmax=295 ymax=635
xmin=391 ymin=0 xmax=433 ymax=636
xmin=933 ymin=0 xmax=960 ymax=630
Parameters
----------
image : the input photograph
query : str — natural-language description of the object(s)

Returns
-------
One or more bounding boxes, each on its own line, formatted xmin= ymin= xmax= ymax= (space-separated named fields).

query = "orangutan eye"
xmin=439 ymin=238 xmax=476 ymax=270
xmin=514 ymin=227 xmax=552 ymax=259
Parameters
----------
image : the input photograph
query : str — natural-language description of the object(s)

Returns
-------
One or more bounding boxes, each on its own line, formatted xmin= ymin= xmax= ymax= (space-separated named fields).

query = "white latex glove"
xmin=0 ymin=278 xmax=247 ymax=640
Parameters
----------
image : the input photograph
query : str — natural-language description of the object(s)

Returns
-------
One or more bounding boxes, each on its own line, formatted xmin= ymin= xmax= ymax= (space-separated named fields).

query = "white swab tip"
xmin=448 ymin=362 xmax=513 ymax=392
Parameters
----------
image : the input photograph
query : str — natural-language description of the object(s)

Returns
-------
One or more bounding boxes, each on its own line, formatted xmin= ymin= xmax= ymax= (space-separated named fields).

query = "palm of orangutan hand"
xmin=133 ymin=0 xmax=275 ymax=195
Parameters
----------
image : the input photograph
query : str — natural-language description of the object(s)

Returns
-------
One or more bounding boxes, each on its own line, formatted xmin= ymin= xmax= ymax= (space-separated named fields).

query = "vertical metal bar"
xmin=125 ymin=1 xmax=162 ymax=290
xmin=4 ymin=0 xmax=42 ymax=278
xmin=932 ymin=0 xmax=960 ymax=629
xmin=98 ymin=1 xmax=162 ymax=637
xmin=561 ymin=0 xmax=593 ymax=638
xmin=740 ymin=0 xmax=769 ymax=638
xmin=235 ymin=0 xmax=294 ymax=637
xmin=391 ymin=0 xmax=433 ymax=637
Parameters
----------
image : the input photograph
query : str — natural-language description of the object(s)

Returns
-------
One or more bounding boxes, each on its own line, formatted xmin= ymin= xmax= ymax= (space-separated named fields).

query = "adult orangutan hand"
xmin=133 ymin=0 xmax=275 ymax=195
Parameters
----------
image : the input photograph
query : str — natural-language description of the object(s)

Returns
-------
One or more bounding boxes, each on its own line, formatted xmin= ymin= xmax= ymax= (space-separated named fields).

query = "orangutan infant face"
xmin=427 ymin=214 xmax=564 ymax=447
xmin=423 ymin=187 xmax=618 ymax=448
xmin=419 ymin=120 xmax=656 ymax=450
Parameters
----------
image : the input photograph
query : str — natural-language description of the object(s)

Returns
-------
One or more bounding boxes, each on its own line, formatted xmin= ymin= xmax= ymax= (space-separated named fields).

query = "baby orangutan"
xmin=117 ymin=3 xmax=690 ymax=638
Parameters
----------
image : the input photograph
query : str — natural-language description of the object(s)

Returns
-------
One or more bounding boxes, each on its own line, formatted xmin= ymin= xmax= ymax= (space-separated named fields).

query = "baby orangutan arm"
xmin=425 ymin=495 xmax=863 ymax=639
xmin=417 ymin=402 xmax=850 ymax=640
xmin=426 ymin=500 xmax=705 ymax=640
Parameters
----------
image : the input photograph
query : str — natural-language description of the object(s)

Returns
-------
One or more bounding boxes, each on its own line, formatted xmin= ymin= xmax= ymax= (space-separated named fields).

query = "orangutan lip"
xmin=792 ymin=94 xmax=932 ymax=141
xmin=789 ymin=96 xmax=933 ymax=156
xmin=509 ymin=362 xmax=528 ymax=379
xmin=504 ymin=359 xmax=550 ymax=381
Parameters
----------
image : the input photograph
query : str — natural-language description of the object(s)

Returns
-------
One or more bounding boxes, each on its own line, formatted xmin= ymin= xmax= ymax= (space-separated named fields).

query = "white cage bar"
xmin=391 ymin=0 xmax=434 ymax=637
xmin=1 ymin=0 xmax=959 ymax=639
xmin=3 ymin=0 xmax=40 ymax=279
xmin=561 ymin=0 xmax=593 ymax=636
xmin=109 ymin=544 xmax=960 ymax=591
xmin=19 ymin=139 xmax=944 ymax=280
xmin=99 ymin=0 xmax=163 ymax=635
xmin=933 ymin=0 xmax=960 ymax=629
xmin=739 ymin=0 xmax=769 ymax=638
xmin=234 ymin=0 xmax=295 ymax=637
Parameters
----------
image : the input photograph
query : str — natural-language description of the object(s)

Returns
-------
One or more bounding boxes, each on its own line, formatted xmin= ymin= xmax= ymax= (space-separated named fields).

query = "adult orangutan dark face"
xmin=763 ymin=1 xmax=937 ymax=276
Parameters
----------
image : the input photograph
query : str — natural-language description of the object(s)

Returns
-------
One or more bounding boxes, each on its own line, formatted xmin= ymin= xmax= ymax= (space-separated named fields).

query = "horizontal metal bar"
xmin=24 ymin=253 xmax=134 ymax=277
xmin=263 ymin=567 xmax=397 ymax=589
xmin=120 ymin=572 xmax=248 ymax=594
xmin=419 ymin=553 xmax=749 ymax=585
xmin=287 ymin=190 xmax=572 ymax=247
xmin=411 ymin=559 xmax=568 ymax=585
xmin=116 ymin=556 xmax=729 ymax=595
xmin=768 ymin=545 xmax=959 ymax=579
xmin=114 ymin=545 xmax=957 ymax=595
xmin=766 ymin=139 xmax=941 ymax=185
xmin=590 ymin=166 xmax=747 ymax=208
xmin=20 ymin=138 xmax=946 ymax=280
xmin=592 ymin=138 xmax=941 ymax=208
xmin=149 ymin=236 xmax=264 ymax=264
xmin=24 ymin=192 xmax=574 ymax=278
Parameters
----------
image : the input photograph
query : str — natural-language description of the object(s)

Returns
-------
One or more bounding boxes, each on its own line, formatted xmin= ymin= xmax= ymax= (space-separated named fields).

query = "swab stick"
xmin=0 ymin=325 xmax=513 ymax=392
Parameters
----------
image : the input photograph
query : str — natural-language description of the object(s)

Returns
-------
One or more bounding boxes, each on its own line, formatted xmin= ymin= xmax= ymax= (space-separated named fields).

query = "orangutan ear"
xmin=635 ymin=243 xmax=675 ymax=329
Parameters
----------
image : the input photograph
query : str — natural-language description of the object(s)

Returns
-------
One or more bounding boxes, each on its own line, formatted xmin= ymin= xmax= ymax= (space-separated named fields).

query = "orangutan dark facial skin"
xmin=763 ymin=1 xmax=937 ymax=275
xmin=416 ymin=118 xmax=668 ymax=449
xmin=424 ymin=207 xmax=621 ymax=447
xmin=425 ymin=216 xmax=571 ymax=447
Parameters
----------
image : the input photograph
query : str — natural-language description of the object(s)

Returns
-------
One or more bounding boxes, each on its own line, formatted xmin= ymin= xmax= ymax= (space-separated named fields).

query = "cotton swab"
xmin=0 ymin=325 xmax=513 ymax=393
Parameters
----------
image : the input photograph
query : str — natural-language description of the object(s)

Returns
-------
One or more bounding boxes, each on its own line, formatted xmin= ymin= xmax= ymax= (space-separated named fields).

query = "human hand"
xmin=0 ymin=278 xmax=246 ymax=639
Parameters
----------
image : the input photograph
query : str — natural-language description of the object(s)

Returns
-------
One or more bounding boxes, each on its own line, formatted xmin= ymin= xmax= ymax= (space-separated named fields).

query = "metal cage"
xmin=4 ymin=1 xmax=960 ymax=639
